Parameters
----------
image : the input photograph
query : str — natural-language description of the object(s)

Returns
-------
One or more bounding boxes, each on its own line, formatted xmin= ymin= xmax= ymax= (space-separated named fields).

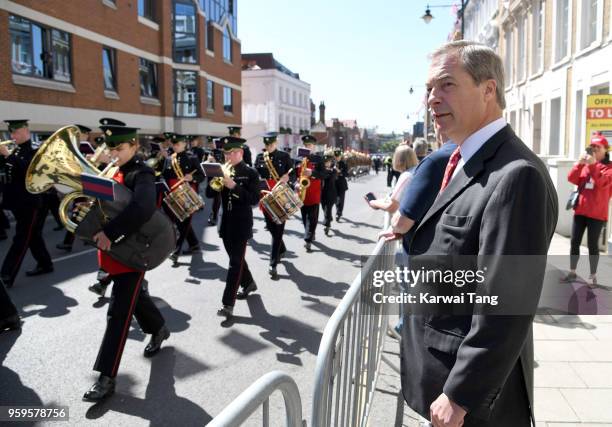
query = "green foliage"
xmin=380 ymin=139 xmax=401 ymax=153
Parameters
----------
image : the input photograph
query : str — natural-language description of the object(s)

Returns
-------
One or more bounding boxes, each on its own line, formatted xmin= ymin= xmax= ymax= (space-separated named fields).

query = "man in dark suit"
xmin=400 ymin=41 xmax=558 ymax=427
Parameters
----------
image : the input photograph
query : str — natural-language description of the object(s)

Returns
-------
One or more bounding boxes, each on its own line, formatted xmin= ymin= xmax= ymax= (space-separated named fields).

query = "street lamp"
xmin=422 ymin=1 xmax=470 ymax=39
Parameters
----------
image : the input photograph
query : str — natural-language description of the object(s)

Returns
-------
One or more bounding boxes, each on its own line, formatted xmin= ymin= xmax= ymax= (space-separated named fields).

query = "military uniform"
xmin=206 ymin=137 xmax=259 ymax=316
xmin=254 ymin=134 xmax=295 ymax=276
xmin=334 ymin=152 xmax=349 ymax=220
xmin=0 ymin=120 xmax=53 ymax=288
xmin=296 ymin=135 xmax=326 ymax=250
xmin=205 ymin=136 xmax=223 ymax=225
xmin=84 ymin=123 xmax=169 ymax=402
xmin=320 ymin=156 xmax=338 ymax=234
xmin=162 ymin=135 xmax=204 ymax=259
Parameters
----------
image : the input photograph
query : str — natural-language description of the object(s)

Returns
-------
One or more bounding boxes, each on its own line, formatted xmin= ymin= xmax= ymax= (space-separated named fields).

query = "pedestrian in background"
xmin=563 ymin=132 xmax=611 ymax=288
xmin=368 ymin=145 xmax=418 ymax=214
xmin=414 ymin=139 xmax=429 ymax=163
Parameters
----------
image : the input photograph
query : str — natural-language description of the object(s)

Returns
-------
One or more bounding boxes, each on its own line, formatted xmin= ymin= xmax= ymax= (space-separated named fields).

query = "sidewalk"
xmin=368 ymin=233 xmax=612 ymax=427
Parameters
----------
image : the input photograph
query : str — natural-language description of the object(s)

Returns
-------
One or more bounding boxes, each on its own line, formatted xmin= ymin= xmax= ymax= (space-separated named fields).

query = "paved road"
xmin=0 ymin=171 xmax=391 ymax=426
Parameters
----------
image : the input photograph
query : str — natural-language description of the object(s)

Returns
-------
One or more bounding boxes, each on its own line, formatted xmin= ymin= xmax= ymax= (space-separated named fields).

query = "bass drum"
xmin=74 ymin=183 xmax=177 ymax=271
xmin=260 ymin=182 xmax=303 ymax=224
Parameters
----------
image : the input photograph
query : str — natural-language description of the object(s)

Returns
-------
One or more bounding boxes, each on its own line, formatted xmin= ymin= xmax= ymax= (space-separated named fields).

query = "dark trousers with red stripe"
xmin=174 ymin=215 xmax=199 ymax=253
xmin=221 ymin=237 xmax=254 ymax=307
xmin=0 ymin=280 xmax=18 ymax=319
xmin=93 ymin=272 xmax=165 ymax=378
xmin=211 ymin=193 xmax=221 ymax=220
xmin=300 ymin=204 xmax=319 ymax=242
xmin=0 ymin=206 xmax=52 ymax=284
xmin=264 ymin=214 xmax=286 ymax=267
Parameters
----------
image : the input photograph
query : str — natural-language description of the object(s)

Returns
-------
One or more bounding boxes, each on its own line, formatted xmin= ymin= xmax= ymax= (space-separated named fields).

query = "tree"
xmin=380 ymin=139 xmax=401 ymax=153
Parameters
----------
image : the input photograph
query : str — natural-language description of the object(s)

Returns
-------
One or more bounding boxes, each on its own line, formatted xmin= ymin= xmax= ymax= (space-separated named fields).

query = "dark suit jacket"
xmin=401 ymin=125 xmax=558 ymax=424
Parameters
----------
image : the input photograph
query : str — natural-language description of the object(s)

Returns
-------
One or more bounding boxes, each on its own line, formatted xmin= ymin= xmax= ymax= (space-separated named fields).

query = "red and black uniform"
xmin=93 ymin=157 xmax=165 ymax=378
xmin=206 ymin=161 xmax=260 ymax=307
xmin=296 ymin=153 xmax=326 ymax=243
xmin=0 ymin=140 xmax=52 ymax=287
xmin=162 ymin=151 xmax=204 ymax=255
xmin=254 ymin=149 xmax=295 ymax=267
xmin=567 ymin=159 xmax=612 ymax=274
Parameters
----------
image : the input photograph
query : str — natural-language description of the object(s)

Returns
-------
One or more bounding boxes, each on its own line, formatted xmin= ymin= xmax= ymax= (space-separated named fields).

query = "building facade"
xmin=461 ymin=0 xmax=612 ymax=249
xmin=0 ymin=0 xmax=242 ymax=139
xmin=241 ymin=53 xmax=311 ymax=153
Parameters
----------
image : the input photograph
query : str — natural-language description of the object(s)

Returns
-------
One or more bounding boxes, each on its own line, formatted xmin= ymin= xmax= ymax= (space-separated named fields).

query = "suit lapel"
xmin=415 ymin=125 xmax=515 ymax=234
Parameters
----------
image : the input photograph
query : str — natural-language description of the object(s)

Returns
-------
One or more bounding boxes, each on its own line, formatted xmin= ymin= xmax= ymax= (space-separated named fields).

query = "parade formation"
xmin=0 ymin=118 xmax=370 ymax=403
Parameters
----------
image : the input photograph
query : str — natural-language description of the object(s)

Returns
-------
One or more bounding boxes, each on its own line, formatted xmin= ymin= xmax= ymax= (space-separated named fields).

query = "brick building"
xmin=0 ymin=0 xmax=242 ymax=140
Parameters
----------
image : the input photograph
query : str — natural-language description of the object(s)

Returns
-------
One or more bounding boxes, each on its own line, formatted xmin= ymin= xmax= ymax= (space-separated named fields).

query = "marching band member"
xmin=206 ymin=136 xmax=260 ymax=319
xmin=83 ymin=122 xmax=170 ymax=402
xmin=0 ymin=120 xmax=53 ymax=289
xmin=188 ymin=135 xmax=206 ymax=162
xmin=228 ymin=126 xmax=252 ymax=166
xmin=320 ymin=152 xmax=338 ymax=236
xmin=163 ymin=134 xmax=204 ymax=262
xmin=296 ymin=134 xmax=326 ymax=252
xmin=334 ymin=149 xmax=349 ymax=221
xmin=254 ymin=133 xmax=294 ymax=279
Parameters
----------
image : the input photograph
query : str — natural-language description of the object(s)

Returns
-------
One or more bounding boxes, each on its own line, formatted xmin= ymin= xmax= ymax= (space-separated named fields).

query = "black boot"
xmin=0 ymin=314 xmax=20 ymax=332
xmin=236 ymin=281 xmax=257 ymax=300
xmin=268 ymin=265 xmax=278 ymax=280
xmin=83 ymin=375 xmax=115 ymax=402
xmin=144 ymin=325 xmax=170 ymax=358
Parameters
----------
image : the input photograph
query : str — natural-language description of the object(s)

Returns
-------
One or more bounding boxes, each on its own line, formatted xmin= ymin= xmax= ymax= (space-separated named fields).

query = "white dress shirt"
xmin=450 ymin=117 xmax=507 ymax=181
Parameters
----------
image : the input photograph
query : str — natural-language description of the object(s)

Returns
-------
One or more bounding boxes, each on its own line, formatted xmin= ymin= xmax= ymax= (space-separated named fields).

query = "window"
xmin=532 ymin=103 xmax=542 ymax=154
xmin=206 ymin=21 xmax=214 ymax=51
xmin=222 ymin=26 xmax=231 ymax=62
xmin=174 ymin=70 xmax=198 ymax=117
xmin=200 ymin=0 xmax=237 ymax=34
xmin=292 ymin=91 xmax=296 ymax=105
xmin=580 ymin=0 xmax=599 ymax=49
xmin=173 ymin=0 xmax=197 ymax=64
xmin=138 ymin=0 xmax=155 ymax=21
xmin=102 ymin=47 xmax=116 ymax=91
xmin=207 ymin=80 xmax=214 ymax=110
xmin=549 ymin=97 xmax=562 ymax=155
xmin=139 ymin=58 xmax=158 ymax=98
xmin=9 ymin=15 xmax=72 ymax=82
xmin=223 ymin=86 xmax=233 ymax=112
xmin=554 ymin=0 xmax=570 ymax=61
xmin=531 ymin=0 xmax=544 ymax=74
xmin=517 ymin=15 xmax=526 ymax=81
xmin=504 ymin=29 xmax=513 ymax=87
xmin=574 ymin=90 xmax=583 ymax=157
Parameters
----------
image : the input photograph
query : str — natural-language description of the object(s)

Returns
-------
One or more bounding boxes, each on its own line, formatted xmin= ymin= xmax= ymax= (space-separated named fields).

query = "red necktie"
xmin=439 ymin=147 xmax=462 ymax=193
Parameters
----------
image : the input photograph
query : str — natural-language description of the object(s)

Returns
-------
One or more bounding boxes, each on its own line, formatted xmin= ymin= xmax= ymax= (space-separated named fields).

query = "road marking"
xmin=52 ymin=248 xmax=97 ymax=263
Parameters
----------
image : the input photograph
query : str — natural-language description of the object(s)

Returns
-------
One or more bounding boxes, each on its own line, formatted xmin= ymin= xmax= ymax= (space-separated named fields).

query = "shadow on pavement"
xmin=283 ymin=262 xmax=349 ymax=299
xmin=222 ymin=295 xmax=322 ymax=366
xmin=0 ymin=329 xmax=44 ymax=426
xmin=84 ymin=346 xmax=212 ymax=425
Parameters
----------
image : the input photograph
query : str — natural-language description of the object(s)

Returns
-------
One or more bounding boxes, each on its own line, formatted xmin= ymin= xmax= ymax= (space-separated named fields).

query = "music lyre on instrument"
xmin=163 ymin=153 xmax=204 ymax=221
xmin=209 ymin=161 xmax=235 ymax=192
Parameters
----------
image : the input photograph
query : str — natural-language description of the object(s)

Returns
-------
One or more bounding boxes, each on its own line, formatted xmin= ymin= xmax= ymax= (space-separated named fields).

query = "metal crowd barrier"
xmin=209 ymin=216 xmax=396 ymax=427
xmin=311 ymin=226 xmax=395 ymax=427
xmin=207 ymin=371 xmax=305 ymax=427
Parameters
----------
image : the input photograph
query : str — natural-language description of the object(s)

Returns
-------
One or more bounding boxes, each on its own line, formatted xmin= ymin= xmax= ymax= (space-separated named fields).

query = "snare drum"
xmin=163 ymin=181 xmax=204 ymax=222
xmin=260 ymin=182 xmax=303 ymax=224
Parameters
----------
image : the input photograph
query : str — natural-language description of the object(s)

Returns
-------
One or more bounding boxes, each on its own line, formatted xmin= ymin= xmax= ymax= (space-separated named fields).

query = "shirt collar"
xmin=458 ymin=117 xmax=507 ymax=164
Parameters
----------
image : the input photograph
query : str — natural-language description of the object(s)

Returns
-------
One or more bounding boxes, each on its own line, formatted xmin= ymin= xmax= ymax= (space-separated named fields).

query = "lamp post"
xmin=422 ymin=1 xmax=470 ymax=39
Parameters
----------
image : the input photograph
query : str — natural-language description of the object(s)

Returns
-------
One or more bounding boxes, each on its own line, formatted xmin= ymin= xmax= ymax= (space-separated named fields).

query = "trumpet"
xmin=210 ymin=161 xmax=235 ymax=192
xmin=0 ymin=140 xmax=17 ymax=156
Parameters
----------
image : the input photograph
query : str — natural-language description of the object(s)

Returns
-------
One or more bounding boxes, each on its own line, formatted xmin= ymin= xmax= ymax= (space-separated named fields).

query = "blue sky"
xmin=238 ymin=0 xmax=458 ymax=133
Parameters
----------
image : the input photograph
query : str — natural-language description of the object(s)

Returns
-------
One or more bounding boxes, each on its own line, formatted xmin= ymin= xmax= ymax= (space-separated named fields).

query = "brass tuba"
xmin=26 ymin=125 xmax=176 ymax=271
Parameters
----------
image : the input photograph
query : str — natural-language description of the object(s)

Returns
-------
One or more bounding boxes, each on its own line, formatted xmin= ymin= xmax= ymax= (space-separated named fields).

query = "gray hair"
xmin=431 ymin=41 xmax=506 ymax=109
xmin=413 ymin=139 xmax=429 ymax=157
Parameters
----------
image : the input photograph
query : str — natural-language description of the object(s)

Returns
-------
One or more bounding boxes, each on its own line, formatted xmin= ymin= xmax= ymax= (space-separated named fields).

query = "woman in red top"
xmin=563 ymin=133 xmax=612 ymax=287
